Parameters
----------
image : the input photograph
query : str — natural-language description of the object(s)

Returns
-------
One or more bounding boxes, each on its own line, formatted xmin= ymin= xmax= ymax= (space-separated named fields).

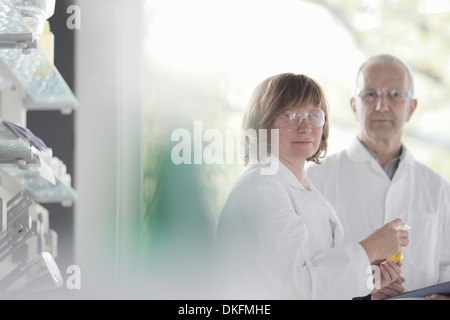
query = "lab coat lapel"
xmin=270 ymin=157 xmax=345 ymax=247
xmin=385 ymin=147 xmax=416 ymax=220
xmin=308 ymin=180 xmax=345 ymax=247
xmin=271 ymin=157 xmax=304 ymax=190
xmin=392 ymin=148 xmax=415 ymax=182
xmin=346 ymin=138 xmax=394 ymax=179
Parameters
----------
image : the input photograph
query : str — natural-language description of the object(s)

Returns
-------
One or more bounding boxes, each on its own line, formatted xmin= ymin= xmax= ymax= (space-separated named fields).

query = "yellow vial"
xmin=388 ymin=247 xmax=403 ymax=262
xmin=388 ymin=224 xmax=410 ymax=262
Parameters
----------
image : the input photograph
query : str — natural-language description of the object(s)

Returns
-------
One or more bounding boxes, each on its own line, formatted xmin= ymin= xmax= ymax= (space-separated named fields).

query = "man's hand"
xmin=425 ymin=294 xmax=450 ymax=300
xmin=372 ymin=276 xmax=406 ymax=300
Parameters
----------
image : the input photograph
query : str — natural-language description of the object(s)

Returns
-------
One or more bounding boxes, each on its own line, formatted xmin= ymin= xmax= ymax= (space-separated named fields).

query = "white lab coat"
xmin=216 ymin=157 xmax=372 ymax=300
xmin=305 ymin=138 xmax=450 ymax=291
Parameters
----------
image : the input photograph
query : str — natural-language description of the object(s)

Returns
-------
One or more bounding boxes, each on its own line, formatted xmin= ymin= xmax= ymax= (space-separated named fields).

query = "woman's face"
xmin=271 ymin=103 xmax=324 ymax=167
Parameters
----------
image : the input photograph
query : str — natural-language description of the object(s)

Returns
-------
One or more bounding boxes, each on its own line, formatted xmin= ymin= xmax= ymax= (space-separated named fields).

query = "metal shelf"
xmin=0 ymin=45 xmax=77 ymax=113
xmin=0 ymin=163 xmax=76 ymax=206
xmin=0 ymin=0 xmax=36 ymax=49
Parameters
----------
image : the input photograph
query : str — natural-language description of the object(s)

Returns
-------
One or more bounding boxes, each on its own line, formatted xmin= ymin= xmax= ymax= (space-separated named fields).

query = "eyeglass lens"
xmin=279 ymin=109 xmax=325 ymax=128
xmin=356 ymin=88 xmax=411 ymax=102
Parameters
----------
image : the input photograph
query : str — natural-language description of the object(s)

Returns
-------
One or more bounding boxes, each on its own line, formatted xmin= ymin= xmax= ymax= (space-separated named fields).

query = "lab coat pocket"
xmin=407 ymin=210 xmax=440 ymax=275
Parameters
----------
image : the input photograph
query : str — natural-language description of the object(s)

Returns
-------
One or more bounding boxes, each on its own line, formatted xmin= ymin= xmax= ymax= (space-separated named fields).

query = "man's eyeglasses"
xmin=277 ymin=108 xmax=326 ymax=129
xmin=355 ymin=88 xmax=412 ymax=103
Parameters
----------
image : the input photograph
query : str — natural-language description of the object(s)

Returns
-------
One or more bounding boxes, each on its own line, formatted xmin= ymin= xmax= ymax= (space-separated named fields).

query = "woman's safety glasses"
xmin=277 ymin=108 xmax=326 ymax=129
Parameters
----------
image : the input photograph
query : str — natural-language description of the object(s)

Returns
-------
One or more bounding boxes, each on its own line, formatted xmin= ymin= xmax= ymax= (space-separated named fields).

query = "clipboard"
xmin=385 ymin=281 xmax=450 ymax=300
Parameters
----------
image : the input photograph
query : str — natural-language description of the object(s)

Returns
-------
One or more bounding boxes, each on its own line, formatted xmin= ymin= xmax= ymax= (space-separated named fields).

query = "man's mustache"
xmin=370 ymin=113 xmax=394 ymax=121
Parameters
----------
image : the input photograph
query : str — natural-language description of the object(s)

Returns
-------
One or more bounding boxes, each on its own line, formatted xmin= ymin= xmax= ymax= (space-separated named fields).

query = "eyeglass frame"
xmin=275 ymin=108 xmax=327 ymax=129
xmin=354 ymin=87 xmax=413 ymax=103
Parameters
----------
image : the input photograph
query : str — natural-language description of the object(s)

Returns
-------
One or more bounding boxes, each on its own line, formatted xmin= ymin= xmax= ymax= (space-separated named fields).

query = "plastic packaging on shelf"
xmin=11 ymin=0 xmax=55 ymax=40
xmin=0 ymin=251 xmax=62 ymax=296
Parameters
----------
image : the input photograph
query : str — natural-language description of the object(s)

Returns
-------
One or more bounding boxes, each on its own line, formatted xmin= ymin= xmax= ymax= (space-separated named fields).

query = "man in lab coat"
xmin=305 ymin=53 xmax=450 ymax=299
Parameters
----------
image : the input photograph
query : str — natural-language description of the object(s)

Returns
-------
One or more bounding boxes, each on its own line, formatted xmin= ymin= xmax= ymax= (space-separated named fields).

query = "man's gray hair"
xmin=354 ymin=53 xmax=415 ymax=97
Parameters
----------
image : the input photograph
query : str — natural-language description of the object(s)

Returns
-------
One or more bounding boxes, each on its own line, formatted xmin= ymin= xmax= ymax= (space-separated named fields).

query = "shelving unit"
xmin=0 ymin=0 xmax=77 ymax=297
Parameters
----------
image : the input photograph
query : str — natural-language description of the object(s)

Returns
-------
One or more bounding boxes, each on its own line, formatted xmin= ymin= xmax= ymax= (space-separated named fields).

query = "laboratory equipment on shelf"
xmin=0 ymin=252 xmax=62 ymax=295
xmin=0 ymin=192 xmax=63 ymax=296
xmin=11 ymin=0 xmax=55 ymax=40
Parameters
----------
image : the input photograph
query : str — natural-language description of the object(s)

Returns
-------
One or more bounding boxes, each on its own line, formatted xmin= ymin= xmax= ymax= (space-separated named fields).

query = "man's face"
xmin=350 ymin=61 xmax=417 ymax=146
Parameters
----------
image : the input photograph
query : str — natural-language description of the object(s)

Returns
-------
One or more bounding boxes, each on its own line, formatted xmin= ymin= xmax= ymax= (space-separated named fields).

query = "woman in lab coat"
xmin=216 ymin=73 xmax=409 ymax=299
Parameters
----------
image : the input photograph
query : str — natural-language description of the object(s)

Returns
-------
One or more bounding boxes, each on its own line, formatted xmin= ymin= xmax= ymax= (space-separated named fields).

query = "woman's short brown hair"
xmin=242 ymin=73 xmax=329 ymax=164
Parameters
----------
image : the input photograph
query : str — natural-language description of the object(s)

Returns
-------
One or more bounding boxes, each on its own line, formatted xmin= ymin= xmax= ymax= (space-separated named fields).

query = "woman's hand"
xmin=358 ymin=218 xmax=409 ymax=263
xmin=371 ymin=260 xmax=406 ymax=299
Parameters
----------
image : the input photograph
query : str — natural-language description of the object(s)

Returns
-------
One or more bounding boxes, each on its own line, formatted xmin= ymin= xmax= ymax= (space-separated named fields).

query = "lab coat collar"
xmin=346 ymin=138 xmax=376 ymax=163
xmin=259 ymin=156 xmax=308 ymax=191
xmin=346 ymin=137 xmax=415 ymax=169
